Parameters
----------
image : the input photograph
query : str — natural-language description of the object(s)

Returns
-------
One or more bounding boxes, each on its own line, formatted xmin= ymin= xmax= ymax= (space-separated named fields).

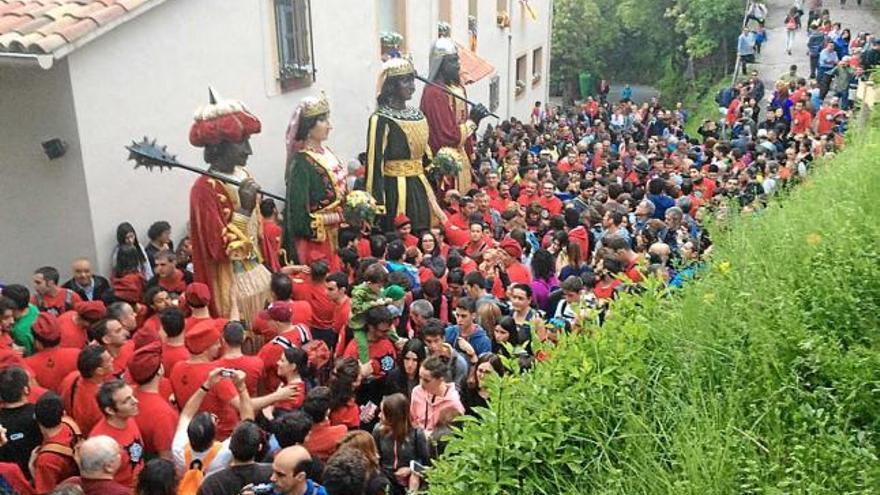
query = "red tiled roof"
xmin=0 ymin=0 xmax=159 ymax=56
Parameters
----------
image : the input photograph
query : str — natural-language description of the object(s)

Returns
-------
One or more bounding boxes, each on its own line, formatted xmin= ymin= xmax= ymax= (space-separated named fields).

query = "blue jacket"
xmin=445 ymin=324 xmax=492 ymax=356
xmin=808 ymin=31 xmax=826 ymax=56
xmin=647 ymin=193 xmax=675 ymax=220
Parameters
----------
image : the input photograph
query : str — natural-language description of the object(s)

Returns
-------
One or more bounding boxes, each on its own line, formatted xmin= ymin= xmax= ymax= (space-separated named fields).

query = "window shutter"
xmin=275 ymin=0 xmax=315 ymax=83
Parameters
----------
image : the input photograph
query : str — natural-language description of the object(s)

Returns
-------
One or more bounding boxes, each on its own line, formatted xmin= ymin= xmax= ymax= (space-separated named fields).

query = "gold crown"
xmin=301 ymin=92 xmax=330 ymax=118
xmin=384 ymin=58 xmax=415 ymax=78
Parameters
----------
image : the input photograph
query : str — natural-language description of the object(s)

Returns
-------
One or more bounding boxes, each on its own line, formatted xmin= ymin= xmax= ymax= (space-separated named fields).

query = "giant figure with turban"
xmin=188 ymin=89 xmax=272 ymax=325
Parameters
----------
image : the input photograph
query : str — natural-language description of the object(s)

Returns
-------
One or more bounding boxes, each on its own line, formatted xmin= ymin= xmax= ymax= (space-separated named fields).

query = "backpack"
xmin=37 ymin=417 xmax=82 ymax=459
xmin=177 ymin=442 xmax=222 ymax=495
xmin=275 ymin=325 xmax=333 ymax=377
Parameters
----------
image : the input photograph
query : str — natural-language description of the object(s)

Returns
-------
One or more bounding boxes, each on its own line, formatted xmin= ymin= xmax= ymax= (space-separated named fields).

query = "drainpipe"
xmin=505 ymin=0 xmax=512 ymax=119
xmin=0 ymin=52 xmax=54 ymax=69
xmin=546 ymin=0 xmax=553 ymax=106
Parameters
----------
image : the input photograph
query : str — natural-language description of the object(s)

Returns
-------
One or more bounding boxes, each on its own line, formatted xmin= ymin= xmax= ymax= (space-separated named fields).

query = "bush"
xmin=427 ymin=126 xmax=880 ymax=494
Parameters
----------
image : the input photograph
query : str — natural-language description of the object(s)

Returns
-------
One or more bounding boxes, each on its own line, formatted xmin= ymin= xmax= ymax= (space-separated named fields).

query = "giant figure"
xmin=188 ymin=91 xmax=272 ymax=324
xmin=366 ymin=58 xmax=447 ymax=233
xmin=420 ymin=37 xmax=490 ymax=193
xmin=283 ymin=93 xmax=347 ymax=272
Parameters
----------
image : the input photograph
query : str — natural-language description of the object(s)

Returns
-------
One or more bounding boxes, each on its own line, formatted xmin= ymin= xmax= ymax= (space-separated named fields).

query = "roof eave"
xmin=0 ymin=0 xmax=169 ymax=70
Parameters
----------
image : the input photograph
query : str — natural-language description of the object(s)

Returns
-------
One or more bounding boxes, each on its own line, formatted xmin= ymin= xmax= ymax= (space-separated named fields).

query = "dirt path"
xmin=754 ymin=0 xmax=880 ymax=90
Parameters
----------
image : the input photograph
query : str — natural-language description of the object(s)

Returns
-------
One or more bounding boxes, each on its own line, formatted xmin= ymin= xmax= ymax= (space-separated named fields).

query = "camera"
xmin=220 ymin=369 xmax=236 ymax=378
xmin=251 ymin=483 xmax=274 ymax=495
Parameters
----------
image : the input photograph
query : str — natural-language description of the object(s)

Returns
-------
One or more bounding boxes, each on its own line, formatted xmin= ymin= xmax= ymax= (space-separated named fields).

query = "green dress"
xmin=283 ymin=148 xmax=346 ymax=269
xmin=365 ymin=105 xmax=439 ymax=233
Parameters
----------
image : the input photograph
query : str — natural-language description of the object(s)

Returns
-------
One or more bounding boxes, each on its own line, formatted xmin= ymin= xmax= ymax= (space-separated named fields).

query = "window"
xmin=439 ymin=0 xmax=452 ymax=23
xmin=489 ymin=75 xmax=500 ymax=112
xmin=379 ymin=0 xmax=407 ymax=56
xmin=274 ymin=0 xmax=314 ymax=86
xmin=469 ymin=0 xmax=478 ymax=19
xmin=532 ymin=47 xmax=543 ymax=85
xmin=515 ymin=54 xmax=527 ymax=97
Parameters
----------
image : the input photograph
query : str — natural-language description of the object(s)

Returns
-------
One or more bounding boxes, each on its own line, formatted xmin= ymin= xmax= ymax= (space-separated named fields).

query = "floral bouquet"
xmin=431 ymin=147 xmax=463 ymax=180
xmin=343 ymin=190 xmax=379 ymax=227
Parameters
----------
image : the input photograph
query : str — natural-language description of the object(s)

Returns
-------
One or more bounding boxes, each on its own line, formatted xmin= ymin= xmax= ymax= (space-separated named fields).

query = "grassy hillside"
xmin=427 ymin=125 xmax=880 ymax=494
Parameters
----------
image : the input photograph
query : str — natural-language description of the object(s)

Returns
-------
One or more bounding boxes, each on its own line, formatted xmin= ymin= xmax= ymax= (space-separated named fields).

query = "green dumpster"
xmin=578 ymin=72 xmax=594 ymax=99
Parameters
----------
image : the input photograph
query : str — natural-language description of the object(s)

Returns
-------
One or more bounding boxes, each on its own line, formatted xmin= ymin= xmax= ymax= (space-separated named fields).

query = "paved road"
xmin=751 ymin=0 xmax=879 ymax=93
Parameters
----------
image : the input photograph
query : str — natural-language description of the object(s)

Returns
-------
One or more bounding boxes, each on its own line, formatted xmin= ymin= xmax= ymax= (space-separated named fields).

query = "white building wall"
xmin=60 ymin=0 xmax=551 ymax=275
xmin=0 ymin=60 xmax=97 ymax=284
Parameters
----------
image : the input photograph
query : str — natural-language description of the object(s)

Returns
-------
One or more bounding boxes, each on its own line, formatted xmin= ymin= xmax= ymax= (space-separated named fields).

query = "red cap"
xmin=132 ymin=328 xmax=160 ymax=349
xmin=394 ymin=214 xmax=411 ymax=228
xmin=185 ymin=319 xmax=224 ymax=354
xmin=499 ymin=238 xmax=523 ymax=260
xmin=258 ymin=301 xmax=293 ymax=323
xmin=75 ymin=301 xmax=106 ymax=323
xmin=128 ymin=341 xmax=162 ymax=384
xmin=185 ymin=283 xmax=211 ymax=308
xmin=32 ymin=312 xmax=60 ymax=342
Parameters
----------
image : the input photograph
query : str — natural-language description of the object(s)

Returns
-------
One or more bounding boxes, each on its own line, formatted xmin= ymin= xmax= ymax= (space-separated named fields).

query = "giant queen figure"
xmin=420 ymin=37 xmax=490 ymax=193
xmin=366 ymin=58 xmax=447 ymax=233
xmin=188 ymin=91 xmax=272 ymax=324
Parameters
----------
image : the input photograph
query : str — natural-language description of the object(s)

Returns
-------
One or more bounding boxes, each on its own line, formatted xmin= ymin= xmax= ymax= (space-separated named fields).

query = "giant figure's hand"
xmin=238 ymin=178 xmax=260 ymax=212
xmin=469 ymin=103 xmax=491 ymax=126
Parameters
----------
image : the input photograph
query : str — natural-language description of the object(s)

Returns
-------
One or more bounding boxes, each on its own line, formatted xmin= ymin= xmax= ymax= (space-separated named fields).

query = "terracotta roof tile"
xmin=0 ymin=0 xmax=162 ymax=56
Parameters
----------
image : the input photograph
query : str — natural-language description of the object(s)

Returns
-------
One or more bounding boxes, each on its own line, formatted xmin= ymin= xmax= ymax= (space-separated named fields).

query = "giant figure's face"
xmin=440 ymin=54 xmax=461 ymax=85
xmin=209 ymin=139 xmax=253 ymax=172
xmin=396 ymin=74 xmax=416 ymax=102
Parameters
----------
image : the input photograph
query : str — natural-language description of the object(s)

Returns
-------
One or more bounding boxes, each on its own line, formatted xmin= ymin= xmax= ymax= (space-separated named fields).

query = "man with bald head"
xmin=62 ymin=258 xmax=114 ymax=303
xmin=268 ymin=445 xmax=327 ymax=495
xmin=61 ymin=435 xmax=129 ymax=495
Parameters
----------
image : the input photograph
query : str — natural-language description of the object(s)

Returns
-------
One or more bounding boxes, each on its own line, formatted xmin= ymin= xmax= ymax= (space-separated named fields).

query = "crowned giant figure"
xmin=420 ymin=36 xmax=490 ymax=193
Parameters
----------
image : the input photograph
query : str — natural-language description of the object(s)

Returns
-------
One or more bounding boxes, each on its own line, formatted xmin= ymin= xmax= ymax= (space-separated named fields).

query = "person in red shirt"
xmin=139 ymin=287 xmax=172 ymax=335
xmin=59 ymin=344 xmax=114 ymax=435
xmin=252 ymin=274 xmax=314 ymax=345
xmin=327 ymin=358 xmax=360 ymax=429
xmin=88 ymin=318 xmax=132 ymax=377
xmin=146 ymin=250 xmax=192 ymax=302
xmin=257 ymin=301 xmax=312 ymax=393
xmin=517 ymin=178 xmax=540 ymax=207
xmin=605 ymin=235 xmax=644 ymax=284
xmin=463 ymin=221 xmax=494 ymax=261
xmin=217 ymin=321 xmax=264 ymax=396
xmin=57 ymin=301 xmax=106 ymax=350
xmin=302 ymin=386 xmax=347 ymax=462
xmin=394 ymin=215 xmax=420 ymax=248
xmin=90 ymin=380 xmax=144 ymax=488
xmin=272 ymin=347 xmax=309 ymax=413
xmin=25 ymin=312 xmax=79 ymax=393
xmin=490 ymin=239 xmax=533 ymax=298
xmin=183 ymin=282 xmax=213 ymax=331
xmin=157 ymin=307 xmax=189 ymax=376
xmin=490 ymin=182 xmax=514 ymax=214
xmin=815 ymin=98 xmax=842 ymax=135
xmin=538 ymin=180 xmax=563 ymax=216
xmin=128 ymin=341 xmax=178 ymax=460
xmin=790 ymin=101 xmax=813 ymax=135
xmin=593 ymin=257 xmax=624 ymax=300
xmin=293 ymin=261 xmax=338 ymax=352
xmin=482 ymin=170 xmax=501 ymax=200
xmin=260 ymin=198 xmax=284 ymax=273
xmin=689 ymin=168 xmax=716 ymax=200
xmin=32 ymin=392 xmax=80 ymax=495
xmin=31 ymin=266 xmax=82 ymax=317
xmin=342 ymin=305 xmax=398 ymax=383
xmin=326 ymin=273 xmax=352 ymax=357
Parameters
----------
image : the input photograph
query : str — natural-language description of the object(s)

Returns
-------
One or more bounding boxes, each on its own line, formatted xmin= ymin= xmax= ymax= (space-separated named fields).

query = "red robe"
xmin=261 ymin=219 xmax=283 ymax=272
xmin=420 ymin=83 xmax=475 ymax=192
xmin=189 ymin=174 xmax=272 ymax=318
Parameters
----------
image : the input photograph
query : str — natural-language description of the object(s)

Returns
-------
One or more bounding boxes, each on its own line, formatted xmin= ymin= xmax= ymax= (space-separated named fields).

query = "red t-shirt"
xmin=0 ymin=462 xmax=33 ymax=495
xmin=273 ymin=380 xmax=306 ymax=411
xmin=161 ymin=343 xmax=190 ymax=376
xmin=33 ymin=421 xmax=79 ymax=494
xmin=257 ymin=326 xmax=311 ymax=392
xmin=184 ymin=315 xmax=214 ymax=333
xmin=303 ymin=420 xmax=348 ymax=462
xmin=329 ymin=399 xmax=360 ymax=429
xmin=169 ymin=361 xmax=239 ymax=439
xmin=517 ymin=191 xmax=540 ymax=207
xmin=791 ymin=109 xmax=813 ymax=135
xmin=133 ymin=389 xmax=178 ymax=456
xmin=59 ymin=372 xmax=103 ymax=435
xmin=538 ymin=196 xmax=563 ymax=216
xmin=31 ymin=289 xmax=82 ymax=316
xmin=217 ymin=354 xmax=264 ymax=396
xmin=342 ymin=336 xmax=397 ymax=379
xmin=593 ymin=279 xmax=622 ymax=300
xmin=489 ymin=197 xmax=514 ymax=213
xmin=25 ymin=347 xmax=80 ymax=393
xmin=624 ymin=259 xmax=644 ymax=284
xmin=332 ymin=298 xmax=352 ymax=358
xmin=112 ymin=341 xmax=134 ymax=377
xmin=89 ymin=418 xmax=144 ymax=488
xmin=694 ymin=179 xmax=716 ymax=200
xmin=56 ymin=311 xmax=87 ymax=349
xmin=293 ymin=280 xmax=336 ymax=330
xmin=491 ymin=262 xmax=532 ymax=299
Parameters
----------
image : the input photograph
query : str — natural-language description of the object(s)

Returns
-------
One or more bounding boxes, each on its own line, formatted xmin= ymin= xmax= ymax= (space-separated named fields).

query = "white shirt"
xmin=171 ymin=426 xmax=233 ymax=478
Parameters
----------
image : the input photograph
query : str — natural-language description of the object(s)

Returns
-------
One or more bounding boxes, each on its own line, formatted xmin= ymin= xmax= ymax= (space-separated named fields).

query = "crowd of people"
xmin=0 ymin=6 xmax=871 ymax=495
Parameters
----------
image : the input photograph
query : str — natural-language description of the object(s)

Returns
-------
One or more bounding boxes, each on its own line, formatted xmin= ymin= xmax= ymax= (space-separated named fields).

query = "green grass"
xmin=427 ymin=125 xmax=880 ymax=494
xmin=683 ymin=78 xmax=729 ymax=136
